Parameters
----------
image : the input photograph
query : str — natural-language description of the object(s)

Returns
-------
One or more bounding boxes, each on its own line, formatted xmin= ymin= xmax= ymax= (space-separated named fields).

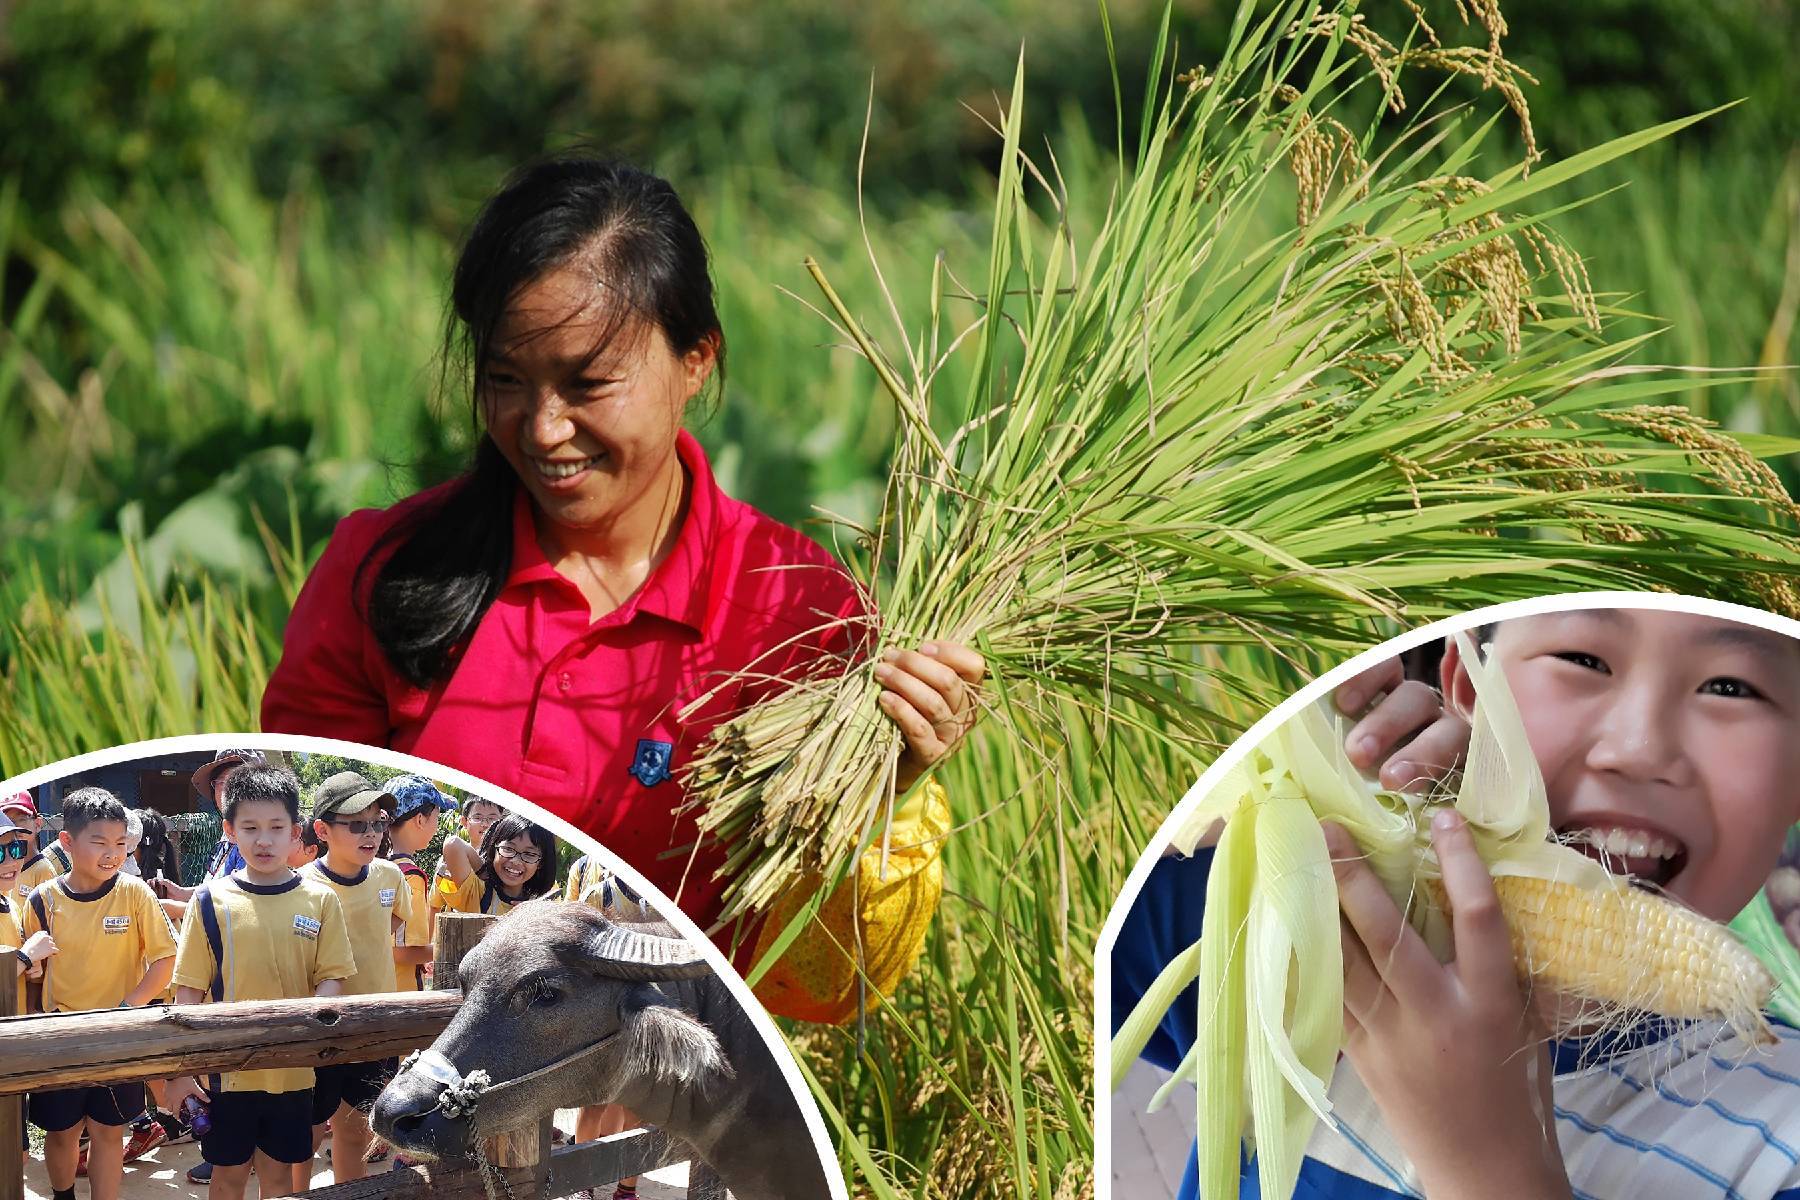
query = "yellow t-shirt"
xmin=387 ymin=854 xmax=433 ymax=992
xmin=0 ymin=895 xmax=24 ymax=1015
xmin=172 ymin=872 xmax=357 ymax=1093
xmin=43 ymin=841 xmax=73 ymax=873
xmin=306 ymin=858 xmax=418 ymax=995
xmin=22 ymin=873 xmax=176 ymax=1014
xmin=562 ymin=855 xmax=596 ymax=904
xmin=12 ymin=854 xmax=57 ymax=908
xmin=441 ymin=874 xmax=530 ymax=917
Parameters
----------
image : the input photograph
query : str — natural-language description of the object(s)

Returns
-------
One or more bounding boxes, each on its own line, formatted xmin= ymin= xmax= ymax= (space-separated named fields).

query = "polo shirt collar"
xmin=314 ymin=861 xmax=370 ymax=887
xmin=503 ymin=429 xmax=719 ymax=637
xmin=232 ymin=872 xmax=303 ymax=896
xmin=58 ymin=874 xmax=119 ymax=903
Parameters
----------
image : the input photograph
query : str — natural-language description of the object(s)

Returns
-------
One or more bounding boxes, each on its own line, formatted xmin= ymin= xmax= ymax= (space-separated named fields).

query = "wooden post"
xmin=0 ymin=974 xmax=23 ymax=1200
xmin=431 ymin=912 xmax=497 ymax=990
xmin=426 ymin=913 xmax=542 ymax=1188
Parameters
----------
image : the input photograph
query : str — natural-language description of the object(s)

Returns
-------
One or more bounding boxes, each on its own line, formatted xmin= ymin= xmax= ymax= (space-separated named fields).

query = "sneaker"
xmin=158 ymin=1111 xmax=195 ymax=1146
xmin=187 ymin=1161 xmax=214 ymax=1185
xmin=123 ymin=1118 xmax=168 ymax=1163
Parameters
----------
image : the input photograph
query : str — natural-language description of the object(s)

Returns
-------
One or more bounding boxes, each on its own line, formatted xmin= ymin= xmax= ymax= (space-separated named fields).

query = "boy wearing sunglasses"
xmin=302 ymin=772 xmax=421 ymax=1185
xmin=3 ymin=792 xmax=62 ymax=905
xmin=0 ymin=807 xmax=58 ymax=1011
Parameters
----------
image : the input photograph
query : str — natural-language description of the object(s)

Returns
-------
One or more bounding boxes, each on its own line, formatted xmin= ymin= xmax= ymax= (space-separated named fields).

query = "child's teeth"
xmin=1584 ymin=826 xmax=1678 ymax=860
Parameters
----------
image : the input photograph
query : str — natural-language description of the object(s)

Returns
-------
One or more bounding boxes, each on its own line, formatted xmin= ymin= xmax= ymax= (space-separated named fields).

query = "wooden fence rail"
xmin=0 ymin=912 xmax=726 ymax=1200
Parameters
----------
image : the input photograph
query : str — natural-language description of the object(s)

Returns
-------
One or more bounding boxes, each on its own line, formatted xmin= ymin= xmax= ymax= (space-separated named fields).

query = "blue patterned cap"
xmin=381 ymin=774 xmax=455 ymax=821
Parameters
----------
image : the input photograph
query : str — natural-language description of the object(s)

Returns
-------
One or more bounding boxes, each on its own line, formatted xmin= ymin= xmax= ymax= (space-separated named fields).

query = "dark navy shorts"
xmin=203 ymin=1088 xmax=316 ymax=1166
xmin=310 ymin=1058 xmax=395 ymax=1125
xmin=28 ymin=1083 xmax=147 ymax=1132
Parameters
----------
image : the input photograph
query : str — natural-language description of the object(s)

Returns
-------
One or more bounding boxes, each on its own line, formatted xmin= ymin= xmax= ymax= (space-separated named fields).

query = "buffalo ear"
xmin=618 ymin=988 xmax=735 ymax=1095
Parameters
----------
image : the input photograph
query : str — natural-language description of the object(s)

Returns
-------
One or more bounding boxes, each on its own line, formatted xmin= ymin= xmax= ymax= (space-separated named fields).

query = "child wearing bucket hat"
xmin=380 ymin=775 xmax=454 ymax=992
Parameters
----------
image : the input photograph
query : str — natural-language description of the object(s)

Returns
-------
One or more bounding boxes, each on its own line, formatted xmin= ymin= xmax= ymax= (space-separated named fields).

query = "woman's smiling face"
xmin=1482 ymin=610 xmax=1800 ymax=921
xmin=480 ymin=264 xmax=715 ymax=542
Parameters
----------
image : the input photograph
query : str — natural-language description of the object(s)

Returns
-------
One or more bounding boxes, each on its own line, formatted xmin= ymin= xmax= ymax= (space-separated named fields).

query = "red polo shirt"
xmin=261 ymin=431 xmax=866 ymax=929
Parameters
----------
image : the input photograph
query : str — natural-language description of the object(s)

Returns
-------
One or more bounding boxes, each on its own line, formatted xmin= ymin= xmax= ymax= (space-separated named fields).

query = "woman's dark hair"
xmin=133 ymin=808 xmax=180 ymax=884
xmin=476 ymin=812 xmax=559 ymax=901
xmin=362 ymin=155 xmax=726 ymax=687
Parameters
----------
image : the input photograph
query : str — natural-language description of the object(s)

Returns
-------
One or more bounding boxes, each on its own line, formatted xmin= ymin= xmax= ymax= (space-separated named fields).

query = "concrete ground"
xmin=22 ymin=1109 xmax=694 ymax=1200
xmin=1112 ymin=1059 xmax=1196 ymax=1200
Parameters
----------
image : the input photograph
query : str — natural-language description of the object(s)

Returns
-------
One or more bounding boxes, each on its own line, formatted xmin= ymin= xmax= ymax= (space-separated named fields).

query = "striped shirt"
xmin=1281 ymin=1019 xmax=1800 ymax=1199
xmin=1114 ymin=853 xmax=1800 ymax=1200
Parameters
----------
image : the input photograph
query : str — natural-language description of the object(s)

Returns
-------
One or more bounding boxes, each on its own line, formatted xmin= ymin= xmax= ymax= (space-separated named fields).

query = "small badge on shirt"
xmin=629 ymin=739 xmax=674 ymax=787
xmin=293 ymin=914 xmax=322 ymax=940
xmin=378 ymin=888 xmax=397 ymax=908
xmin=103 ymin=915 xmax=130 ymax=933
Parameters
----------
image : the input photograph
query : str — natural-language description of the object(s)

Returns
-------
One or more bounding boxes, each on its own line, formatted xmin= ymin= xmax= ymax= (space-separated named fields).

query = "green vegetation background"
xmin=3 ymin=3 xmax=1798 ymax=1196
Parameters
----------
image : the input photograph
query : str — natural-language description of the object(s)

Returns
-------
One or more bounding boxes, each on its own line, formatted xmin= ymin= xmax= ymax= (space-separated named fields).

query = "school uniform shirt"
xmin=440 ymin=874 xmax=531 ymax=918
xmin=21 ymin=873 xmax=176 ymax=1014
xmin=566 ymin=859 xmax=656 ymax=920
xmin=0 ymin=894 xmax=24 ymax=1014
xmin=261 ymin=430 xmax=865 ymax=930
xmin=12 ymin=853 xmax=57 ymax=906
xmin=1111 ymin=852 xmax=1800 ymax=1200
xmin=171 ymin=872 xmax=356 ymax=1093
xmin=304 ymin=859 xmax=418 ymax=996
xmin=387 ymin=853 xmax=432 ymax=992
xmin=563 ymin=854 xmax=599 ymax=904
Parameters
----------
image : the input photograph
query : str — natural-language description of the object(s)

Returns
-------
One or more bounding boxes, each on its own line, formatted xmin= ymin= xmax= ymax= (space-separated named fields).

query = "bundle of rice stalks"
xmin=683 ymin=0 xmax=1800 ymax=930
xmin=1109 ymin=629 xmax=1776 ymax=1200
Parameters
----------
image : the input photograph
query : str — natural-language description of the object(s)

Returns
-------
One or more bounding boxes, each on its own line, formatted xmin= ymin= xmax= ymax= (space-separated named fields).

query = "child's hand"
xmin=164 ymin=1076 xmax=209 ymax=1114
xmin=876 ymin=642 xmax=986 ymax=792
xmin=1334 ymin=657 xmax=1469 ymax=793
xmin=21 ymin=931 xmax=56 ymax=978
xmin=1326 ymin=812 xmax=1572 ymax=1200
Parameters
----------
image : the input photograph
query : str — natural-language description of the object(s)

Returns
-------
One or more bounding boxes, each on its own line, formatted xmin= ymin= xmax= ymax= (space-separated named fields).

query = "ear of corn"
xmin=1116 ymin=629 xmax=1779 ymax=1200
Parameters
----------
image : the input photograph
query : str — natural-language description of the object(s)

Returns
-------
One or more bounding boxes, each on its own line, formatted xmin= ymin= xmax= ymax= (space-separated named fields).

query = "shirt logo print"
xmin=629 ymin=739 xmax=674 ymax=788
xmin=293 ymin=914 xmax=322 ymax=940
xmin=103 ymin=915 xmax=131 ymax=933
xmin=378 ymin=888 xmax=397 ymax=907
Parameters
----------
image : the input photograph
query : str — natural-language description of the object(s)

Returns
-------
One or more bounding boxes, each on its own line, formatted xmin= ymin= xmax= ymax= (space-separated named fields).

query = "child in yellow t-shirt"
xmin=165 ymin=766 xmax=357 ymax=1200
xmin=0 ymin=807 xmax=57 ymax=1013
xmin=301 ymin=771 xmax=420 ymax=1184
xmin=21 ymin=788 xmax=177 ymax=1200
xmin=379 ymin=775 xmax=453 ymax=991
xmin=429 ymin=796 xmax=504 ymax=913
xmin=3 ymin=792 xmax=60 ymax=906
xmin=438 ymin=813 xmax=557 ymax=917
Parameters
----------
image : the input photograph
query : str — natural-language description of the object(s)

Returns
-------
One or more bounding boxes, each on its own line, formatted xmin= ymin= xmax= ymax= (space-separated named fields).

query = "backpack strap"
xmin=195 ymin=886 xmax=225 ymax=1002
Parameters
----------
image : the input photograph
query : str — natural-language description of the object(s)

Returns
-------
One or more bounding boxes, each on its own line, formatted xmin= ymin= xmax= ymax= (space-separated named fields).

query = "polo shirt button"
xmin=558 ymin=672 xmax=572 ymax=691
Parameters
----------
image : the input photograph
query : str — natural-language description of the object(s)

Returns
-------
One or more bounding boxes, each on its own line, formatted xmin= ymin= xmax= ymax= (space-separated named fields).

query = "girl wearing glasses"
xmin=440 ymin=813 xmax=558 ymax=916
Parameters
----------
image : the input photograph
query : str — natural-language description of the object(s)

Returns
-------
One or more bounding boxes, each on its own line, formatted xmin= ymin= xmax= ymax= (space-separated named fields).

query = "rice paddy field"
xmin=3 ymin=2 xmax=1799 ymax=1197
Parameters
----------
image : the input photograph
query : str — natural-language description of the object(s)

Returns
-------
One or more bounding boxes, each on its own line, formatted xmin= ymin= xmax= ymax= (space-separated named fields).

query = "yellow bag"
xmin=751 ymin=778 xmax=950 ymax=1025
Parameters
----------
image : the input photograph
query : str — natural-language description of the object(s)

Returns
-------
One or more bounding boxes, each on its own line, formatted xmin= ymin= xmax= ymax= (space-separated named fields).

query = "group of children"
xmin=1 ymin=756 xmax=648 ymax=1200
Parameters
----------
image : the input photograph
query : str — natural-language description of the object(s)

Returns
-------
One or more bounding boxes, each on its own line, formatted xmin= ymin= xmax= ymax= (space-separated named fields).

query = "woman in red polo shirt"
xmin=261 ymin=157 xmax=983 ymax=929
